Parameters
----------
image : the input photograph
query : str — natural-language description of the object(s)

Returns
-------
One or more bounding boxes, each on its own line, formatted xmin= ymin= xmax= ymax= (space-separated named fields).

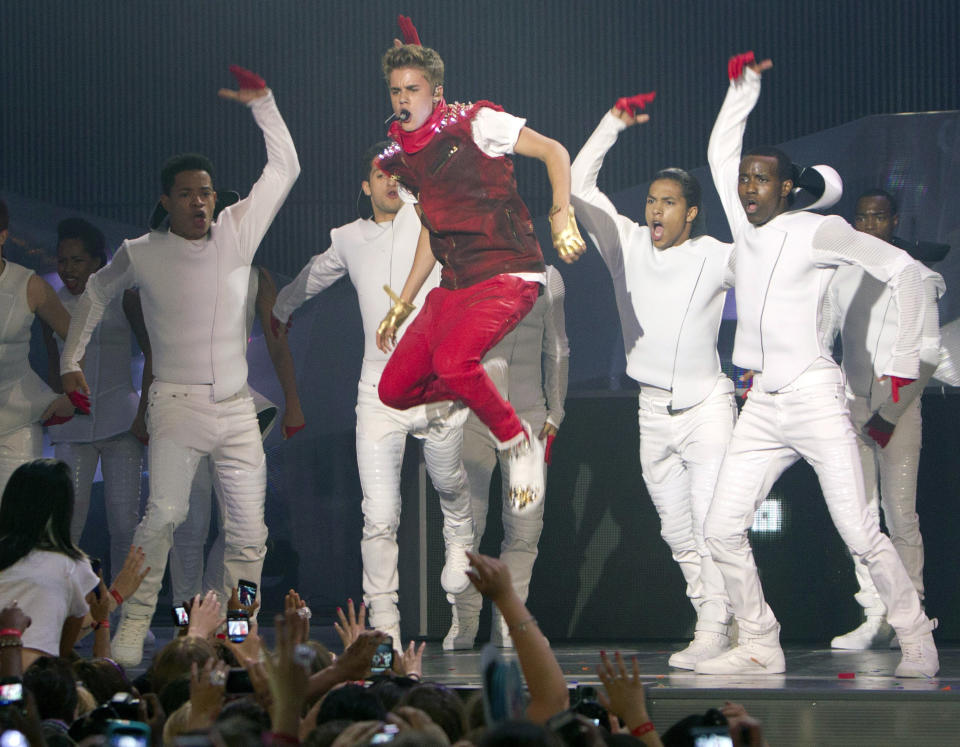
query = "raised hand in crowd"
xmin=186 ymin=657 xmax=229 ymax=731
xmin=284 ymin=587 xmax=312 ymax=645
xmin=722 ymin=701 xmax=769 ymax=747
xmin=187 ymin=590 xmax=225 ymax=639
xmin=392 ymin=640 xmax=426 ymax=680
xmin=263 ymin=609 xmax=312 ymax=739
xmin=0 ymin=603 xmax=31 ymax=677
xmin=597 ymin=650 xmax=662 ymax=746
xmin=109 ymin=545 xmax=150 ymax=611
xmin=334 ymin=596 xmax=367 ymax=651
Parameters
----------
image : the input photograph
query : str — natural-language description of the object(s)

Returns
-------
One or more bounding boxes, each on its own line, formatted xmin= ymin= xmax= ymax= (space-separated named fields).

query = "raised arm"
xmin=466 ymin=552 xmax=568 ymax=723
xmin=570 ymin=105 xmax=650 ymax=273
xmin=217 ymin=67 xmax=301 ymax=262
xmin=515 ymin=126 xmax=586 ymax=264
xmin=256 ymin=267 xmax=305 ymax=439
xmin=706 ymin=54 xmax=772 ymax=236
xmin=540 ymin=266 xmax=569 ymax=438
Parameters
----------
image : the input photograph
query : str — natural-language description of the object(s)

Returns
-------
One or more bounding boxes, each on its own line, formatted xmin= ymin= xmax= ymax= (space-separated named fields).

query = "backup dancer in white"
xmin=44 ymin=218 xmax=149 ymax=577
xmin=444 ymin=264 xmax=569 ymax=651
xmin=169 ymin=265 xmax=304 ymax=605
xmin=827 ymin=190 xmax=945 ymax=650
xmin=272 ymin=142 xmax=473 ymax=645
xmin=698 ymin=53 xmax=938 ymax=677
xmin=570 ymin=96 xmax=737 ymax=669
xmin=60 ymin=67 xmax=300 ymax=667
xmin=0 ymin=200 xmax=75 ymax=492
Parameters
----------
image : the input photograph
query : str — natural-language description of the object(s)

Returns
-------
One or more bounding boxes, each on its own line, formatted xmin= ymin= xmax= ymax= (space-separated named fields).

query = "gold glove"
xmin=550 ymin=205 xmax=586 ymax=263
xmin=376 ymin=285 xmax=417 ymax=344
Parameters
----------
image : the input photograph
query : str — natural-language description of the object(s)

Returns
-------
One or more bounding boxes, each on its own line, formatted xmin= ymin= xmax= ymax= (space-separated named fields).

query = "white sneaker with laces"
xmin=894 ymin=632 xmax=939 ymax=678
xmin=112 ymin=615 xmax=153 ymax=668
xmin=440 ymin=541 xmax=472 ymax=594
xmin=830 ymin=616 xmax=895 ymax=650
xmin=695 ymin=626 xmax=785 ymax=675
xmin=503 ymin=421 xmax=545 ymax=512
xmin=443 ymin=606 xmax=479 ymax=650
xmin=669 ymin=631 xmax=732 ymax=670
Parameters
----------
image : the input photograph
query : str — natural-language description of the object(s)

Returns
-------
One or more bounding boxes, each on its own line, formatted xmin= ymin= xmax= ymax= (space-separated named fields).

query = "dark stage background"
xmin=4 ymin=1 xmax=960 ymax=643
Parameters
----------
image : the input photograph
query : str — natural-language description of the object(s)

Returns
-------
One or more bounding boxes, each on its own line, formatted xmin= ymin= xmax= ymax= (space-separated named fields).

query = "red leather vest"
xmin=377 ymin=102 xmax=545 ymax=289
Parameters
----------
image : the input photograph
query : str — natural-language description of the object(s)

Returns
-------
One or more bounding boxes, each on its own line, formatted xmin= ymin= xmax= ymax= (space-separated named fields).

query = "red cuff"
xmin=727 ymin=51 xmax=755 ymax=80
xmin=229 ymin=65 xmax=266 ymax=90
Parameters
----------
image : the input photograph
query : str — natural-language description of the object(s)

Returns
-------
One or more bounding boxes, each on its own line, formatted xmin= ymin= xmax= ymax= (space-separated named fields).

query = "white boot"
xmin=894 ymin=632 xmax=939 ymax=678
xmin=491 ymin=608 xmax=513 ymax=649
xmin=830 ymin=616 xmax=895 ymax=650
xmin=669 ymin=630 xmax=732 ymax=670
xmin=112 ymin=615 xmax=153 ymax=668
xmin=502 ymin=422 xmax=544 ymax=512
xmin=695 ymin=624 xmax=785 ymax=675
xmin=443 ymin=605 xmax=479 ymax=650
xmin=440 ymin=540 xmax=472 ymax=594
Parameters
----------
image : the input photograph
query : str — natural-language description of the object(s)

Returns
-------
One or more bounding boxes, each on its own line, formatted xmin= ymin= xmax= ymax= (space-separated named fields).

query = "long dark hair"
xmin=0 ymin=459 xmax=84 ymax=571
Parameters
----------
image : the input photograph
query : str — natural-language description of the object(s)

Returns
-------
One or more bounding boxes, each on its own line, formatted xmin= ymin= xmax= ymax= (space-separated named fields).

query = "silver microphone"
xmin=385 ymin=110 xmax=411 ymax=125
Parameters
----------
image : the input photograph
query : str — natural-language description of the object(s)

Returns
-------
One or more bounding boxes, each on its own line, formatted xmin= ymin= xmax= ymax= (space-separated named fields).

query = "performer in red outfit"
xmin=375 ymin=25 xmax=584 ymax=510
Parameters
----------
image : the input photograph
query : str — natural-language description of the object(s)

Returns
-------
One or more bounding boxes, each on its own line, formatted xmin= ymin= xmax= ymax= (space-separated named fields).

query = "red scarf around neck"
xmin=388 ymin=98 xmax=447 ymax=154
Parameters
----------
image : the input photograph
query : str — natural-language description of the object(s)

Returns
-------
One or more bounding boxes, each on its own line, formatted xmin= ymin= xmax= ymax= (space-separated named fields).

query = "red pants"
xmin=379 ymin=274 xmax=540 ymax=444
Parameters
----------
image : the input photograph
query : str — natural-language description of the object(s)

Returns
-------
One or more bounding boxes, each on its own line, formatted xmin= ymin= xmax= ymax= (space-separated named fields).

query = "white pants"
xmin=0 ymin=424 xmax=41 ymax=496
xmin=127 ymin=382 xmax=267 ymax=619
xmin=639 ymin=383 xmax=737 ymax=633
xmin=848 ymin=395 xmax=925 ymax=615
xmin=704 ymin=373 xmax=930 ymax=638
xmin=168 ymin=458 xmax=226 ymax=603
xmin=453 ymin=408 xmax=548 ymax=615
xmin=356 ymin=381 xmax=472 ymax=629
xmin=56 ymin=433 xmax=144 ymax=577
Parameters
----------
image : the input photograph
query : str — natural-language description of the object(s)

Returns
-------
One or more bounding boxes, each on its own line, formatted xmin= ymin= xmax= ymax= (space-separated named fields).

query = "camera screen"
xmin=110 ymin=736 xmax=147 ymax=747
xmin=370 ymin=642 xmax=393 ymax=672
xmin=238 ymin=582 xmax=257 ymax=607
xmin=174 ymin=607 xmax=189 ymax=626
xmin=0 ymin=682 xmax=23 ymax=703
xmin=227 ymin=619 xmax=249 ymax=640
xmin=693 ymin=735 xmax=733 ymax=747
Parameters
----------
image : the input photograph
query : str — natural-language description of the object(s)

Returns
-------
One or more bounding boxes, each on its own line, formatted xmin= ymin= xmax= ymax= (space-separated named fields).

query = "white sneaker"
xmin=695 ymin=627 xmax=785 ymax=674
xmin=443 ymin=606 xmax=479 ymax=650
xmin=669 ymin=631 xmax=731 ymax=670
xmin=894 ymin=632 xmax=939 ymax=678
xmin=491 ymin=609 xmax=513 ymax=649
xmin=112 ymin=615 xmax=153 ymax=668
xmin=831 ymin=616 xmax=895 ymax=650
xmin=503 ymin=422 xmax=545 ymax=511
xmin=440 ymin=541 xmax=472 ymax=594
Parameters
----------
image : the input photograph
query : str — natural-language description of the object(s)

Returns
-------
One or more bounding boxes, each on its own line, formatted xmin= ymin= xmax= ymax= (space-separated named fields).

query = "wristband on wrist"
xmin=631 ymin=722 xmax=655 ymax=737
xmin=508 ymin=616 xmax=538 ymax=634
xmin=110 ymin=589 xmax=124 ymax=606
xmin=0 ymin=628 xmax=23 ymax=638
xmin=93 ymin=620 xmax=110 ymax=630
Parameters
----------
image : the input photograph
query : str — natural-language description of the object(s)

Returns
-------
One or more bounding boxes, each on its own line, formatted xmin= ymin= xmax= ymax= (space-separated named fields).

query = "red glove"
xmin=270 ymin=313 xmax=291 ymax=338
xmin=866 ymin=424 xmax=893 ymax=448
xmin=42 ymin=413 xmax=73 ymax=427
xmin=544 ymin=433 xmax=556 ymax=465
xmin=889 ymin=376 xmax=915 ymax=403
xmin=727 ymin=51 xmax=755 ymax=81
xmin=614 ymin=91 xmax=657 ymax=117
xmin=229 ymin=64 xmax=266 ymax=90
xmin=397 ymin=15 xmax=421 ymax=45
xmin=68 ymin=390 xmax=91 ymax=415
xmin=283 ymin=423 xmax=305 ymax=440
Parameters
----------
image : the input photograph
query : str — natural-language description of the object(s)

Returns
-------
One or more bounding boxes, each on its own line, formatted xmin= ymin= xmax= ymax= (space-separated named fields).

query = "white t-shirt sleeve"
xmin=69 ymin=557 xmax=99 ymax=618
xmin=471 ymin=107 xmax=527 ymax=157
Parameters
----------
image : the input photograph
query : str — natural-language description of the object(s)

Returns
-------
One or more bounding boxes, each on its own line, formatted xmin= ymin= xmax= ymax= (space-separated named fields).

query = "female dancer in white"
xmin=0 ymin=200 xmax=75 ymax=491
xmin=571 ymin=95 xmax=736 ymax=669
xmin=44 ymin=217 xmax=150 ymax=578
